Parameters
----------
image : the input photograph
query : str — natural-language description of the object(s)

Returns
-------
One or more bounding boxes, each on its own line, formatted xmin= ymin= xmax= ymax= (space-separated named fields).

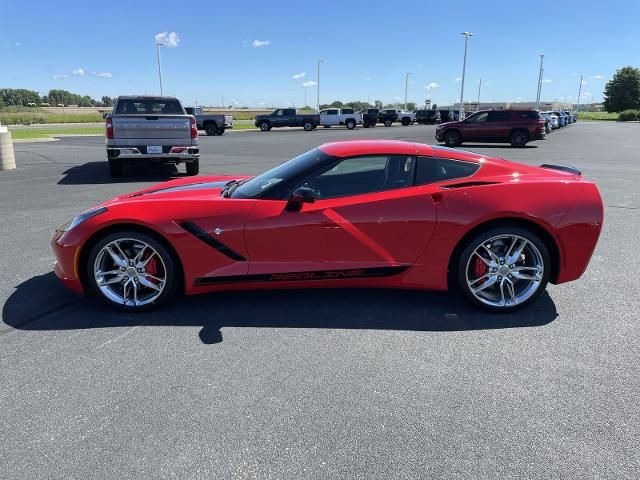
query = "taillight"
xmin=105 ymin=114 xmax=113 ymax=139
xmin=190 ymin=115 xmax=198 ymax=139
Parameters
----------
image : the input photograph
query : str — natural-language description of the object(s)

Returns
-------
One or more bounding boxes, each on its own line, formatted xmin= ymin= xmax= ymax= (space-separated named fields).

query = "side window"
xmin=488 ymin=111 xmax=510 ymax=122
xmin=327 ymin=109 xmax=339 ymax=115
xmin=274 ymin=110 xmax=283 ymax=116
xmin=300 ymin=155 xmax=415 ymax=199
xmin=415 ymin=157 xmax=480 ymax=185
xmin=468 ymin=112 xmax=488 ymax=123
xmin=342 ymin=108 xmax=354 ymax=114
xmin=517 ymin=111 xmax=539 ymax=120
xmin=319 ymin=110 xmax=327 ymax=115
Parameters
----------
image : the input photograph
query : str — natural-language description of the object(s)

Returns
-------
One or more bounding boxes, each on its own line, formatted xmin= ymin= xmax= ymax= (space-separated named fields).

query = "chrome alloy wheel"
xmin=465 ymin=234 xmax=544 ymax=308
xmin=93 ymin=238 xmax=167 ymax=307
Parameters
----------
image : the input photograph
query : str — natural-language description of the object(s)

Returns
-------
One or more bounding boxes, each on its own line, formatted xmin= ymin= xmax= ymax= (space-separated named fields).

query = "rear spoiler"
xmin=540 ymin=164 xmax=581 ymax=175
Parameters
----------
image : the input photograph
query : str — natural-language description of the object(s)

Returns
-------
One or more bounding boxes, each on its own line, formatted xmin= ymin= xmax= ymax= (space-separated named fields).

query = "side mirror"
xmin=286 ymin=187 xmax=315 ymax=212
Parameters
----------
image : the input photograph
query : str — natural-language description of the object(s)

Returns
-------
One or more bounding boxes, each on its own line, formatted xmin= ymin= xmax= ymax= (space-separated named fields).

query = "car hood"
xmin=102 ymin=175 xmax=252 ymax=205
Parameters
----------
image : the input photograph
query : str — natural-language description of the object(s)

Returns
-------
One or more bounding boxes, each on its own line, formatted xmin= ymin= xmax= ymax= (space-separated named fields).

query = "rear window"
xmin=115 ymin=99 xmax=183 ymax=115
xmin=415 ymin=157 xmax=480 ymax=185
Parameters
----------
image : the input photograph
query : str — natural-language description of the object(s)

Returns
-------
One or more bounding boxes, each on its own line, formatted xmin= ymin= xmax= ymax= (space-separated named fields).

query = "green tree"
xmin=431 ymin=104 xmax=438 ymax=110
xmin=374 ymin=100 xmax=383 ymax=109
xmin=406 ymin=102 xmax=416 ymax=111
xmin=603 ymin=66 xmax=640 ymax=112
xmin=0 ymin=88 xmax=41 ymax=106
xmin=329 ymin=100 xmax=344 ymax=108
xmin=101 ymin=96 xmax=114 ymax=107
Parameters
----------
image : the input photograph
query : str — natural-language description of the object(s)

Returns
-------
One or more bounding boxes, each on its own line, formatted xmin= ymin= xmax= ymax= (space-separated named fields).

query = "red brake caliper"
xmin=146 ymin=256 xmax=159 ymax=276
xmin=474 ymin=256 xmax=487 ymax=278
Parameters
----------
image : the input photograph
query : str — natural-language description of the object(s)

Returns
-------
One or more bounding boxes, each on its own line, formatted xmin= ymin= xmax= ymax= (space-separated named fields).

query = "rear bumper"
xmin=107 ymin=146 xmax=199 ymax=161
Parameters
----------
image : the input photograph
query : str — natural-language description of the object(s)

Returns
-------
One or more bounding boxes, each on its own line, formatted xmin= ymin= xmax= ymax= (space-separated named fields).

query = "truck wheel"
xmin=401 ymin=117 xmax=411 ymax=126
xmin=108 ymin=158 xmax=124 ymax=177
xmin=303 ymin=121 xmax=313 ymax=131
xmin=346 ymin=119 xmax=356 ymax=130
xmin=510 ymin=130 xmax=529 ymax=148
xmin=363 ymin=120 xmax=370 ymax=128
xmin=204 ymin=123 xmax=218 ymax=136
xmin=259 ymin=121 xmax=271 ymax=131
xmin=186 ymin=159 xmax=199 ymax=176
xmin=323 ymin=125 xmax=331 ymax=128
xmin=384 ymin=119 xmax=392 ymax=127
xmin=215 ymin=128 xmax=225 ymax=136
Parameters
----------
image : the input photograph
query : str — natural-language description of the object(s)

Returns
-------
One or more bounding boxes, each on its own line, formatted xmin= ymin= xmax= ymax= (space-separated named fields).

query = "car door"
xmin=461 ymin=111 xmax=489 ymax=140
xmin=486 ymin=110 xmax=511 ymax=140
xmin=243 ymin=155 xmax=438 ymax=276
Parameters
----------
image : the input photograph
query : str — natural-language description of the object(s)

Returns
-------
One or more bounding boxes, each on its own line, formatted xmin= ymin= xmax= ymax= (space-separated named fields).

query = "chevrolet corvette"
xmin=51 ymin=140 xmax=603 ymax=312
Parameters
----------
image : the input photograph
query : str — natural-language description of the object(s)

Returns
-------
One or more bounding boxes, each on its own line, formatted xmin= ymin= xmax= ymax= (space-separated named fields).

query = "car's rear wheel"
xmin=346 ymin=119 xmax=356 ymax=130
xmin=401 ymin=117 xmax=411 ymax=126
xmin=456 ymin=226 xmax=550 ymax=312
xmin=108 ymin=158 xmax=124 ymax=177
xmin=87 ymin=231 xmax=178 ymax=311
xmin=259 ymin=121 xmax=271 ymax=131
xmin=186 ymin=159 xmax=199 ymax=176
xmin=444 ymin=130 xmax=461 ymax=147
xmin=215 ymin=127 xmax=225 ymax=135
xmin=204 ymin=123 xmax=217 ymax=136
xmin=303 ymin=121 xmax=314 ymax=131
xmin=510 ymin=129 xmax=529 ymax=147
xmin=384 ymin=119 xmax=393 ymax=127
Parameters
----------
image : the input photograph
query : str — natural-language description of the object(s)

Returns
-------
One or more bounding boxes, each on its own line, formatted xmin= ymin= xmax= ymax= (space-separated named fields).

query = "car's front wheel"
xmin=456 ymin=226 xmax=550 ymax=312
xmin=444 ymin=130 xmax=461 ymax=147
xmin=259 ymin=121 xmax=271 ymax=131
xmin=384 ymin=119 xmax=393 ymax=127
xmin=346 ymin=119 xmax=356 ymax=129
xmin=87 ymin=231 xmax=178 ymax=311
xmin=303 ymin=121 xmax=314 ymax=131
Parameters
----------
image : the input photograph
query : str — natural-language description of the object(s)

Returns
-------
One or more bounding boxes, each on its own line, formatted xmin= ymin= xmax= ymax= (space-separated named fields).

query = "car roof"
xmin=318 ymin=140 xmax=434 ymax=157
xmin=117 ymin=96 xmax=179 ymax=101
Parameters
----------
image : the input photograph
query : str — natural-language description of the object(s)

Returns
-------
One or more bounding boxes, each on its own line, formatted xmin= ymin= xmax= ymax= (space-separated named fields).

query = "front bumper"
xmin=51 ymin=230 xmax=84 ymax=293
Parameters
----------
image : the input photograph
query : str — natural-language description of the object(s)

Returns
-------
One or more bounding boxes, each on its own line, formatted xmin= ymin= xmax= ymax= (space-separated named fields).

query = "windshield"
xmin=231 ymin=148 xmax=330 ymax=199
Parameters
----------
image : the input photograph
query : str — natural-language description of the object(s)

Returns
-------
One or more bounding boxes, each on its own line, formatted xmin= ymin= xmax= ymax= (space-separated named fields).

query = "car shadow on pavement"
xmin=3 ymin=273 xmax=559 ymax=344
xmin=457 ymin=144 xmax=539 ymax=149
xmin=57 ymin=162 xmax=188 ymax=185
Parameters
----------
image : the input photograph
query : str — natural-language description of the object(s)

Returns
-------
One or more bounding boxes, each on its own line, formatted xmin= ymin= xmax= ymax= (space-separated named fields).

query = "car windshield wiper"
xmin=221 ymin=180 xmax=240 ymax=198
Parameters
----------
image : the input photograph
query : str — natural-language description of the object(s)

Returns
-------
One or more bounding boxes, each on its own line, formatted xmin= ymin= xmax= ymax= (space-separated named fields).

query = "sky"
xmin=1 ymin=0 xmax=639 ymax=108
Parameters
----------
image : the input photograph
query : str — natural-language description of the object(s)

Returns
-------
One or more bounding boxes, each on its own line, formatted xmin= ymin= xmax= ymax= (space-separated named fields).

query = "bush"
xmin=618 ymin=109 xmax=639 ymax=121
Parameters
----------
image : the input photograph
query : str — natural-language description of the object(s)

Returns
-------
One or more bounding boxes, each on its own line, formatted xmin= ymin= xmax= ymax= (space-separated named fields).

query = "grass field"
xmin=577 ymin=111 xmax=617 ymax=121
xmin=10 ymin=127 xmax=104 ymax=140
xmin=1 ymin=109 xmax=104 ymax=125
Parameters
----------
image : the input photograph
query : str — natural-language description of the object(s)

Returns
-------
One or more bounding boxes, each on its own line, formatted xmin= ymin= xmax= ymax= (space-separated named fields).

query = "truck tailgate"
xmin=112 ymin=115 xmax=191 ymax=141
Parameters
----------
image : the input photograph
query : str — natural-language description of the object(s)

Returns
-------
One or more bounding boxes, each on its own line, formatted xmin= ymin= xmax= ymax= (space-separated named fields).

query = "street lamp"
xmin=301 ymin=84 xmax=308 ymax=108
xmin=404 ymin=72 xmax=411 ymax=110
xmin=458 ymin=32 xmax=474 ymax=118
xmin=316 ymin=59 xmax=325 ymax=112
xmin=476 ymin=78 xmax=482 ymax=111
xmin=535 ymin=54 xmax=545 ymax=109
xmin=576 ymin=75 xmax=583 ymax=113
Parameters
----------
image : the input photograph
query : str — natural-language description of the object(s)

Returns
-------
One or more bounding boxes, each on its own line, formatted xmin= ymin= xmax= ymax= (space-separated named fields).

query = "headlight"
xmin=57 ymin=207 xmax=108 ymax=232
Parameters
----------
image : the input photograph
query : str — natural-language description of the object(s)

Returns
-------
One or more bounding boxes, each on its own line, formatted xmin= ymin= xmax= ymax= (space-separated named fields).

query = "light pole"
xmin=404 ymin=72 xmax=411 ymax=110
xmin=476 ymin=78 xmax=482 ymax=111
xmin=576 ymin=75 xmax=583 ymax=113
xmin=301 ymin=85 xmax=307 ymax=108
xmin=535 ymin=54 xmax=545 ymax=109
xmin=316 ymin=59 xmax=324 ymax=112
xmin=156 ymin=42 xmax=166 ymax=95
xmin=458 ymin=32 xmax=474 ymax=119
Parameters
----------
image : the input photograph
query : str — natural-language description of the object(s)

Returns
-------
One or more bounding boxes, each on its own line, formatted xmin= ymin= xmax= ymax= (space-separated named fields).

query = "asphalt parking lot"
xmin=1 ymin=122 xmax=639 ymax=479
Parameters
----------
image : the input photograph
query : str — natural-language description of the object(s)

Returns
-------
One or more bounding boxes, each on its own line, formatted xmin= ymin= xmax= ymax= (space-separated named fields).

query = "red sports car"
xmin=51 ymin=140 xmax=603 ymax=312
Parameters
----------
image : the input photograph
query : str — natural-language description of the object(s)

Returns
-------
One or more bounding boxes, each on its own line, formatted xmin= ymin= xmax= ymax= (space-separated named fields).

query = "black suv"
xmin=415 ymin=110 xmax=441 ymax=125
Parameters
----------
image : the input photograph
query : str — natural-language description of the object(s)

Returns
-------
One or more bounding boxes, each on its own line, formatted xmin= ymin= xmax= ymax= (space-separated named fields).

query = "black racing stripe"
xmin=179 ymin=222 xmax=246 ymax=261
xmin=194 ymin=266 xmax=409 ymax=286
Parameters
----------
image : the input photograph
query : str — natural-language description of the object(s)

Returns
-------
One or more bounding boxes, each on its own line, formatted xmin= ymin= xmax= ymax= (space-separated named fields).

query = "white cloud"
xmin=94 ymin=72 xmax=112 ymax=78
xmin=424 ymin=82 xmax=439 ymax=90
xmin=52 ymin=74 xmax=68 ymax=79
xmin=292 ymin=72 xmax=306 ymax=79
xmin=302 ymin=80 xmax=317 ymax=87
xmin=581 ymin=91 xmax=592 ymax=96
xmin=581 ymin=80 xmax=587 ymax=85
xmin=251 ymin=39 xmax=270 ymax=48
xmin=14 ymin=42 xmax=21 ymax=47
xmin=155 ymin=31 xmax=180 ymax=48
xmin=454 ymin=77 xmax=461 ymax=82
xmin=541 ymin=79 xmax=552 ymax=83
xmin=72 ymin=68 xmax=85 ymax=76
xmin=590 ymin=75 xmax=604 ymax=79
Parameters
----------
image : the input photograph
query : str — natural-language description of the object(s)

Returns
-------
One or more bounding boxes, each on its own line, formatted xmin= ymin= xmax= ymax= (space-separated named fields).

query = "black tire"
xmin=87 ymin=230 xmax=178 ymax=312
xmin=444 ymin=130 xmax=461 ymax=147
xmin=323 ymin=125 xmax=331 ymax=128
xmin=215 ymin=128 xmax=225 ymax=136
xmin=401 ymin=117 xmax=411 ymax=126
xmin=346 ymin=119 xmax=356 ymax=130
xmin=363 ymin=121 xmax=370 ymax=128
xmin=259 ymin=121 xmax=271 ymax=131
xmin=108 ymin=158 xmax=124 ymax=177
xmin=510 ymin=129 xmax=529 ymax=148
xmin=186 ymin=159 xmax=199 ymax=176
xmin=204 ymin=123 xmax=218 ymax=136
xmin=303 ymin=121 xmax=314 ymax=131
xmin=384 ymin=119 xmax=393 ymax=127
xmin=455 ymin=226 xmax=551 ymax=312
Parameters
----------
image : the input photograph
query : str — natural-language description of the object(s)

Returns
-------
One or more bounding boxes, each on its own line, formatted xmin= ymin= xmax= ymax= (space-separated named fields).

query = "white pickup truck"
xmin=106 ymin=96 xmax=199 ymax=177
xmin=319 ymin=108 xmax=362 ymax=129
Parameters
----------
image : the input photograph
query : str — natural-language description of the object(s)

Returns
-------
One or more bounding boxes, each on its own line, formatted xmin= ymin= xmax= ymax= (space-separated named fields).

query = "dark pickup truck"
xmin=184 ymin=107 xmax=232 ymax=136
xmin=359 ymin=108 xmax=379 ymax=128
xmin=254 ymin=108 xmax=320 ymax=131
xmin=415 ymin=109 xmax=441 ymax=124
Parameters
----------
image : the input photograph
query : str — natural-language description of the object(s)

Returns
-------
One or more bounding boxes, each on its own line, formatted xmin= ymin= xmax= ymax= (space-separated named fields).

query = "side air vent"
xmin=441 ymin=181 xmax=500 ymax=189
